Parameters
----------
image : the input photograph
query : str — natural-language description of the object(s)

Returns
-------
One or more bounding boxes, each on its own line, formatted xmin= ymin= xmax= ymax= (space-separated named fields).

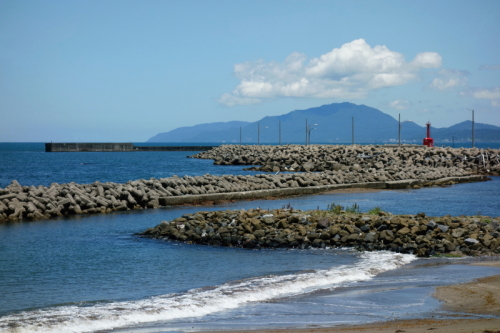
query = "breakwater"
xmin=45 ymin=143 xmax=215 ymax=152
xmin=140 ymin=208 xmax=500 ymax=257
xmin=0 ymin=170 xmax=487 ymax=223
xmin=1 ymin=144 xmax=495 ymax=223
xmin=191 ymin=144 xmax=500 ymax=176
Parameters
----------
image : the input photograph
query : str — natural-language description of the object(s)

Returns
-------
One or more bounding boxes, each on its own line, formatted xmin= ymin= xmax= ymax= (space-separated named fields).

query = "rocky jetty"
xmin=0 ymin=170 xmax=485 ymax=223
xmin=0 ymin=144 xmax=495 ymax=223
xmin=140 ymin=208 xmax=500 ymax=257
xmin=191 ymin=145 xmax=500 ymax=176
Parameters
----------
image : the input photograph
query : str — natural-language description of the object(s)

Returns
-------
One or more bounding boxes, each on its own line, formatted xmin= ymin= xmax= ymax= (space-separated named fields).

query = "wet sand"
xmin=434 ymin=261 xmax=500 ymax=316
xmin=199 ymin=319 xmax=500 ymax=333
xmin=198 ymin=262 xmax=500 ymax=333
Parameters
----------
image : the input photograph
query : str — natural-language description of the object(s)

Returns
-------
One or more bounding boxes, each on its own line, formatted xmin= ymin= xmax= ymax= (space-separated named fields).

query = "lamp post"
xmin=398 ymin=113 xmax=401 ymax=146
xmin=305 ymin=119 xmax=308 ymax=145
xmin=307 ymin=124 xmax=317 ymax=145
xmin=467 ymin=108 xmax=475 ymax=148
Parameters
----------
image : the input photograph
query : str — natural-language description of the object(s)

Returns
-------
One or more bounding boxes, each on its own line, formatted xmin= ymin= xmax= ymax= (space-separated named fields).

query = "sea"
xmin=0 ymin=142 xmax=499 ymax=333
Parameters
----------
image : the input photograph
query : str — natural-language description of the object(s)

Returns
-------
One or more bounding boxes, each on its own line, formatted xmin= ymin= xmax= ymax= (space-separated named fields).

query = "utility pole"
xmin=398 ymin=113 xmax=401 ymax=146
xmin=306 ymin=123 xmax=317 ymax=145
xmin=467 ymin=108 xmax=475 ymax=148
xmin=305 ymin=119 xmax=308 ymax=145
xmin=258 ymin=122 xmax=260 ymax=145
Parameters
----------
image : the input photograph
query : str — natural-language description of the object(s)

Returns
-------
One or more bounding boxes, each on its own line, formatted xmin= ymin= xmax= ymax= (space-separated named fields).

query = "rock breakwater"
xmin=140 ymin=208 xmax=500 ymax=257
xmin=191 ymin=145 xmax=500 ymax=175
xmin=0 ymin=170 xmax=486 ymax=223
xmin=0 ymin=144 xmax=494 ymax=223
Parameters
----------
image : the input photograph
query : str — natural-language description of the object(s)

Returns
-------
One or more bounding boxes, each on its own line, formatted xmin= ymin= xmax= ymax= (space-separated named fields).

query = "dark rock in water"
xmin=138 ymin=208 xmax=500 ymax=258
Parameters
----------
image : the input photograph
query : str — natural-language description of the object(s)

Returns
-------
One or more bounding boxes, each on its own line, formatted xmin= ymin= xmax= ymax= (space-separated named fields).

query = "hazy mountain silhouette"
xmin=147 ymin=103 xmax=500 ymax=143
xmin=148 ymin=121 xmax=250 ymax=142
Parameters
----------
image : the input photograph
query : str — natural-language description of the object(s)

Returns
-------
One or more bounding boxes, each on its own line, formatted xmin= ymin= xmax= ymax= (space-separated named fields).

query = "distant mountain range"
xmin=147 ymin=102 xmax=500 ymax=143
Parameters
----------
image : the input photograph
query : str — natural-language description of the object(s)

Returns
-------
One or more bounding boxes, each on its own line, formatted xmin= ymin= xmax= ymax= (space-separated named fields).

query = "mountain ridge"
xmin=147 ymin=103 xmax=500 ymax=143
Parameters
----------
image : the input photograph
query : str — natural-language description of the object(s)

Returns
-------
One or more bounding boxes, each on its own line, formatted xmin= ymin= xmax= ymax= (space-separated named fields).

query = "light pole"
xmin=305 ymin=119 xmax=308 ymax=145
xmin=307 ymin=124 xmax=317 ymax=145
xmin=398 ymin=113 xmax=401 ymax=146
xmin=467 ymin=108 xmax=475 ymax=148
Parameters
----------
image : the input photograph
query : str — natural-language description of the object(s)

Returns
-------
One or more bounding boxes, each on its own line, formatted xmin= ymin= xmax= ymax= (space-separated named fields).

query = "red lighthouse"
xmin=423 ymin=122 xmax=434 ymax=147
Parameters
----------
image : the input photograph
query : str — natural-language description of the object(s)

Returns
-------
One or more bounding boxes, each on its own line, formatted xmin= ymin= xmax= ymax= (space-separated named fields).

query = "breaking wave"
xmin=0 ymin=251 xmax=415 ymax=333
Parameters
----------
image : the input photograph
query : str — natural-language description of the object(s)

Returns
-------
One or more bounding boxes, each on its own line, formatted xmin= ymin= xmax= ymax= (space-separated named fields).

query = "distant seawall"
xmin=45 ymin=143 xmax=215 ymax=152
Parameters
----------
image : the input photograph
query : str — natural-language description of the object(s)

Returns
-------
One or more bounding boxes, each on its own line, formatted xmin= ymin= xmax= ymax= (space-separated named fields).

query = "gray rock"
xmin=302 ymin=162 xmax=315 ymax=172
xmin=364 ymin=232 xmax=377 ymax=242
xmin=451 ymin=228 xmax=466 ymax=238
xmin=437 ymin=224 xmax=449 ymax=233
xmin=427 ymin=220 xmax=437 ymax=229
xmin=317 ymin=218 xmax=330 ymax=229
xmin=464 ymin=238 xmax=479 ymax=245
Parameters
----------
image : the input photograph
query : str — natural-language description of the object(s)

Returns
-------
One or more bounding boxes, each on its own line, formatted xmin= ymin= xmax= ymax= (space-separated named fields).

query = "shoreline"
xmin=192 ymin=319 xmax=500 ymax=333
xmin=190 ymin=261 xmax=500 ymax=333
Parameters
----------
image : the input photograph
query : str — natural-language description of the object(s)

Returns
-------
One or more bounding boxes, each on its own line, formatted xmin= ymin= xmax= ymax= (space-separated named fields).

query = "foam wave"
xmin=0 ymin=251 xmax=415 ymax=333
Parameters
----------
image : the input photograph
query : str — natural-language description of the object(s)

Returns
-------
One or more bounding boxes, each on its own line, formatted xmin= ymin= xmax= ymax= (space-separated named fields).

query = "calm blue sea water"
xmin=0 ymin=143 xmax=499 ymax=333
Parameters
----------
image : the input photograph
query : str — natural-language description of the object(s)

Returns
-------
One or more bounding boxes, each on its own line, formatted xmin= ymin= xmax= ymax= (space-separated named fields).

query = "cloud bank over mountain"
xmin=219 ymin=39 xmax=442 ymax=106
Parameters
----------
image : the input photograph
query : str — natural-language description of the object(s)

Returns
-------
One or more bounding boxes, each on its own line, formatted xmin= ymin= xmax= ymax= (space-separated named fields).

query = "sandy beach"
xmin=198 ymin=261 xmax=500 ymax=333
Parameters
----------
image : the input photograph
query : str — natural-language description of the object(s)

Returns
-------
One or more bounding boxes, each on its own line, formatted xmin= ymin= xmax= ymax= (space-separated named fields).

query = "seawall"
xmin=45 ymin=143 xmax=215 ymax=152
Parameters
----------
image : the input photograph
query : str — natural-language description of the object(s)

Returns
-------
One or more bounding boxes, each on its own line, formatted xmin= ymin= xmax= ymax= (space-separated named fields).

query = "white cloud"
xmin=478 ymin=64 xmax=500 ymax=71
xmin=219 ymin=39 xmax=442 ymax=106
xmin=218 ymin=93 xmax=261 ymax=107
xmin=428 ymin=69 xmax=468 ymax=90
xmin=470 ymin=87 xmax=500 ymax=100
xmin=389 ymin=99 xmax=410 ymax=110
xmin=460 ymin=87 xmax=500 ymax=107
xmin=411 ymin=52 xmax=443 ymax=69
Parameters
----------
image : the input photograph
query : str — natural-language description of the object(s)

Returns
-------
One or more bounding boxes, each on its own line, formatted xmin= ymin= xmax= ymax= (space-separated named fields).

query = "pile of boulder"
xmin=0 ymin=167 xmax=481 ymax=223
xmin=191 ymin=145 xmax=500 ymax=176
xmin=140 ymin=208 xmax=500 ymax=257
xmin=1 ymin=144 xmax=496 ymax=223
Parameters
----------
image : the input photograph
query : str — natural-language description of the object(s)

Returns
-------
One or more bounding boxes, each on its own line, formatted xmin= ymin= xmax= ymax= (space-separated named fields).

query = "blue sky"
xmin=1 ymin=0 xmax=499 ymax=142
